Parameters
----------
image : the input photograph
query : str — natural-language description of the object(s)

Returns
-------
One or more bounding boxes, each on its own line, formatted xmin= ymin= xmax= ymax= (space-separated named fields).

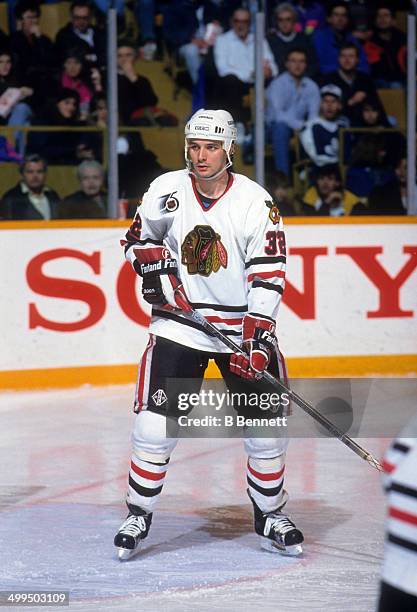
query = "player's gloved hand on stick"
xmin=133 ymin=245 xmax=191 ymax=312
xmin=230 ymin=314 xmax=277 ymax=379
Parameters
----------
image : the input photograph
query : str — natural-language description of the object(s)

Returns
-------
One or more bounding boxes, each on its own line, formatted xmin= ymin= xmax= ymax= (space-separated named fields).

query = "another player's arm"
xmin=230 ymin=198 xmax=286 ymax=379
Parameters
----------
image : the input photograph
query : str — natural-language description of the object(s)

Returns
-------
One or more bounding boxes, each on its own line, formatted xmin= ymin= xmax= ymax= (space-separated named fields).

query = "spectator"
xmin=0 ymin=154 xmax=60 ymax=220
xmin=54 ymin=0 xmax=106 ymax=68
xmin=266 ymin=47 xmax=320 ymax=176
xmin=60 ymin=50 xmax=102 ymax=119
xmin=300 ymin=84 xmax=347 ymax=171
xmin=161 ymin=0 xmax=205 ymax=87
xmin=27 ymin=88 xmax=95 ymax=165
xmin=289 ymin=0 xmax=326 ymax=35
xmin=0 ymin=50 xmax=33 ymax=155
xmin=346 ymin=97 xmax=406 ymax=197
xmin=88 ymin=92 xmax=107 ymax=127
xmin=364 ymin=156 xmax=411 ymax=215
xmin=267 ymin=3 xmax=319 ymax=78
xmin=10 ymin=1 xmax=55 ymax=92
xmin=59 ymin=159 xmax=107 ymax=218
xmin=267 ymin=169 xmax=298 ymax=216
xmin=162 ymin=0 xmax=224 ymax=88
xmin=312 ymin=2 xmax=369 ymax=75
xmin=136 ymin=0 xmax=157 ymax=60
xmin=118 ymin=132 xmax=165 ymax=209
xmin=352 ymin=96 xmax=405 ymax=159
xmin=363 ymin=5 xmax=406 ymax=89
xmin=213 ymin=7 xmax=277 ymax=129
xmin=116 ymin=42 xmax=158 ymax=125
xmin=339 ymin=0 xmax=375 ymax=42
xmin=302 ymin=163 xmax=362 ymax=216
xmin=320 ymin=42 xmax=381 ymax=124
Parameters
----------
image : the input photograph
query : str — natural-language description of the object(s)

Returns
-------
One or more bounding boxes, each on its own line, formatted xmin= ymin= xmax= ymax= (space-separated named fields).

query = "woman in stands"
xmin=0 ymin=50 xmax=34 ymax=155
xmin=60 ymin=50 xmax=103 ymax=120
xmin=26 ymin=88 xmax=95 ymax=165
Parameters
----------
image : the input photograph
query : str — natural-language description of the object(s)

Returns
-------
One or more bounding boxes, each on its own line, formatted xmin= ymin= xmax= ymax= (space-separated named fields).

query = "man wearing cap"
xmin=300 ymin=84 xmax=347 ymax=171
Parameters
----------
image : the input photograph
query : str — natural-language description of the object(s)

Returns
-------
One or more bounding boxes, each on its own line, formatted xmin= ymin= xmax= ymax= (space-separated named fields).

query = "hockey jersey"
xmin=381 ymin=414 xmax=417 ymax=597
xmin=123 ymin=169 xmax=286 ymax=353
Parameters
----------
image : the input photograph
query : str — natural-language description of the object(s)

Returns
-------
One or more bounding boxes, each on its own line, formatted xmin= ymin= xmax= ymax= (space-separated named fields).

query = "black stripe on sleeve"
xmin=387 ymin=533 xmax=417 ymax=553
xmin=249 ymin=312 xmax=276 ymax=323
xmin=393 ymin=442 xmax=411 ymax=454
xmin=191 ymin=302 xmax=248 ymax=312
xmin=245 ymin=256 xmax=286 ymax=269
xmin=252 ymin=280 xmax=284 ymax=294
xmin=124 ymin=238 xmax=163 ymax=254
xmin=390 ymin=482 xmax=417 ymax=499
xmin=129 ymin=476 xmax=163 ymax=497
xmin=247 ymin=477 xmax=283 ymax=497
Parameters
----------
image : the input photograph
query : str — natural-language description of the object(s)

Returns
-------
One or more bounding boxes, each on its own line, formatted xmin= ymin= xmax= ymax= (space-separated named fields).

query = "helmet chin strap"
xmin=187 ymin=150 xmax=233 ymax=182
xmin=189 ymin=160 xmax=232 ymax=182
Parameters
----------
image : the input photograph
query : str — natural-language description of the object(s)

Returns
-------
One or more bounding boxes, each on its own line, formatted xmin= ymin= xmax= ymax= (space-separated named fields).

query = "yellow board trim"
xmin=0 ymin=355 xmax=415 ymax=390
xmin=0 ymin=216 xmax=416 ymax=231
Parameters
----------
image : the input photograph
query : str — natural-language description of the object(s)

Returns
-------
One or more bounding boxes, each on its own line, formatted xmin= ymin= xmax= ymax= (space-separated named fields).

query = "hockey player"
xmin=114 ymin=108 xmax=304 ymax=560
xmin=378 ymin=414 xmax=417 ymax=611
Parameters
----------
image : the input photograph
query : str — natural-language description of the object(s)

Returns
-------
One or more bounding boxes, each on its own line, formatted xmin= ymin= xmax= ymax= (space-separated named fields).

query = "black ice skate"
xmin=114 ymin=504 xmax=153 ymax=561
xmin=249 ymin=490 xmax=304 ymax=556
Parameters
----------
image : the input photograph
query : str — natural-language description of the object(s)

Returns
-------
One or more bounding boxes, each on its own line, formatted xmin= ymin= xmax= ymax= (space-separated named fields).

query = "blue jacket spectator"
xmin=312 ymin=2 xmax=369 ymax=75
xmin=266 ymin=48 xmax=320 ymax=176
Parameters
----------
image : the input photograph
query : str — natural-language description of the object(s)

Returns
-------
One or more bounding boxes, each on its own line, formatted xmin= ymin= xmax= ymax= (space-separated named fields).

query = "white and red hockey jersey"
xmin=123 ymin=169 xmax=286 ymax=352
xmin=381 ymin=414 xmax=417 ymax=597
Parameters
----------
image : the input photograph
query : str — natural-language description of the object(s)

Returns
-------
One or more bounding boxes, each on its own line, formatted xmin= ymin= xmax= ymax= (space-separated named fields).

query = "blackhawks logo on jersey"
xmin=181 ymin=225 xmax=228 ymax=276
xmin=265 ymin=200 xmax=280 ymax=225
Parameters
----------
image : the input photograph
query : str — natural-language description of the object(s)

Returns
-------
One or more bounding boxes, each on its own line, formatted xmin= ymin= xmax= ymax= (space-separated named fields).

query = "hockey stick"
xmin=179 ymin=307 xmax=383 ymax=472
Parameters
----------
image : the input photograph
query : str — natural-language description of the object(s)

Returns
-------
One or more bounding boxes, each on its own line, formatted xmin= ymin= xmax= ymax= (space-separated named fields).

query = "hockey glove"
xmin=133 ymin=245 xmax=191 ymax=312
xmin=230 ymin=314 xmax=277 ymax=380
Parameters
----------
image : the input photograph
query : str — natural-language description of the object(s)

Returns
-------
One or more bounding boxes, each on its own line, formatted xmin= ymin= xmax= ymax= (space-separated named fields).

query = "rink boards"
xmin=0 ymin=217 xmax=416 ymax=389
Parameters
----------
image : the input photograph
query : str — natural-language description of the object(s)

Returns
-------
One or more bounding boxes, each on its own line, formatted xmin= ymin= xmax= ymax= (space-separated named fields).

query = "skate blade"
xmin=117 ymin=545 xmax=141 ymax=561
xmin=260 ymin=536 xmax=303 ymax=557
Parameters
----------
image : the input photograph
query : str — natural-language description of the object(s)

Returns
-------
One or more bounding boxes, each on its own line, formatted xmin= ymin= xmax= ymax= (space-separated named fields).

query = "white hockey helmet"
xmin=184 ymin=109 xmax=237 ymax=172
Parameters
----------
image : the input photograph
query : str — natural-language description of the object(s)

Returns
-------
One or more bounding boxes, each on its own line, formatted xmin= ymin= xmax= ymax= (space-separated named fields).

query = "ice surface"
xmin=0 ymin=385 xmax=388 ymax=611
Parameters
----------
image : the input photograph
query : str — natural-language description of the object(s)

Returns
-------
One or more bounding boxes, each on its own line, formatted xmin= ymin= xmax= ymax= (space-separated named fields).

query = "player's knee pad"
xmin=244 ymin=436 xmax=288 ymax=460
xmin=132 ymin=410 xmax=178 ymax=462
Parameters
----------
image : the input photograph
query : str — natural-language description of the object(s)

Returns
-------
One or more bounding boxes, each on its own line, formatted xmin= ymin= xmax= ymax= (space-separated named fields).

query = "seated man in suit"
xmin=0 ymin=154 xmax=60 ymax=220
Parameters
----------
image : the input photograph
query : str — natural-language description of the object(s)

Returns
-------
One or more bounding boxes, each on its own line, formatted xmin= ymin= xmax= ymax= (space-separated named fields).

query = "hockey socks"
xmin=246 ymin=455 xmax=287 ymax=513
xmin=127 ymin=455 xmax=169 ymax=512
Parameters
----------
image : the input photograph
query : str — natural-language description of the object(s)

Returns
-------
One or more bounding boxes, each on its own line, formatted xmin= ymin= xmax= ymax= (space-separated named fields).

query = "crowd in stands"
xmin=0 ymin=0 xmax=414 ymax=220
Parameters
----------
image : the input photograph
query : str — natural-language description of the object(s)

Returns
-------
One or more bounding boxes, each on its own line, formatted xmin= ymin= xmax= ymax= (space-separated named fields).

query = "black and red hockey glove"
xmin=230 ymin=314 xmax=277 ymax=380
xmin=133 ymin=245 xmax=191 ymax=312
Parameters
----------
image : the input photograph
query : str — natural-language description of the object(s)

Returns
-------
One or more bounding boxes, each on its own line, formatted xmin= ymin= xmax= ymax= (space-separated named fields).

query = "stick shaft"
xmin=184 ymin=309 xmax=382 ymax=471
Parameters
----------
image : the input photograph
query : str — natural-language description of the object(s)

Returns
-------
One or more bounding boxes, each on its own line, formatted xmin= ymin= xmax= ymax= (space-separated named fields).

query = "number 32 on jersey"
xmin=264 ymin=230 xmax=286 ymax=256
